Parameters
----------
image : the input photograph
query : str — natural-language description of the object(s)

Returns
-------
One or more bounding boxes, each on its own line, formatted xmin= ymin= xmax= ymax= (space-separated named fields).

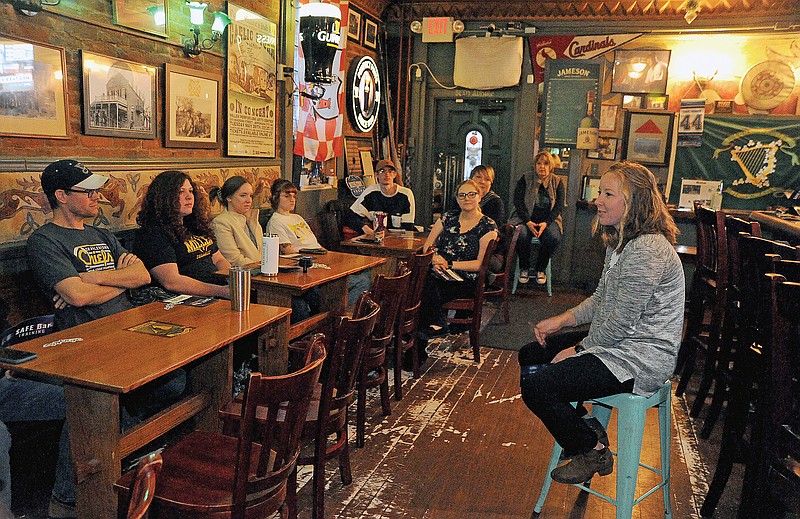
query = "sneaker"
xmin=536 ymin=272 xmax=547 ymax=285
xmin=48 ymin=496 xmax=77 ymax=519
xmin=518 ymin=270 xmax=529 ymax=284
xmin=551 ymin=447 xmax=613 ymax=484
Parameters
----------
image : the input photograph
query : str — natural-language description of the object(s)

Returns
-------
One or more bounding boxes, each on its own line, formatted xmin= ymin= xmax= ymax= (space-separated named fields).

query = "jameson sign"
xmin=528 ymin=34 xmax=642 ymax=83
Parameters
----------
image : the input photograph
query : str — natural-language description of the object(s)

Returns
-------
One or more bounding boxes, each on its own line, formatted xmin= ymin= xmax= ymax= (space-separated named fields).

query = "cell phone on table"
xmin=0 ymin=348 xmax=37 ymax=364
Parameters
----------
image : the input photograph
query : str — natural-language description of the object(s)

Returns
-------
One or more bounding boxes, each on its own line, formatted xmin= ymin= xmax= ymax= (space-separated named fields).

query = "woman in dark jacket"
xmin=509 ymin=151 xmax=565 ymax=285
xmin=469 ymin=164 xmax=506 ymax=225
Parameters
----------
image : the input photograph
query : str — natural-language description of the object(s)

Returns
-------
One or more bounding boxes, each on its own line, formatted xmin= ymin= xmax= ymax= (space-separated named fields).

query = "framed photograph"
xmin=0 ymin=35 xmax=68 ymax=139
xmin=611 ymin=49 xmax=671 ymax=94
xmin=581 ymin=175 xmax=601 ymax=201
xmin=587 ymin=137 xmax=619 ymax=160
xmin=113 ymin=0 xmax=169 ymax=38
xmin=644 ymin=93 xmax=669 ymax=110
xmin=347 ymin=8 xmax=361 ymax=43
xmin=81 ymin=51 xmax=157 ymax=139
xmin=622 ymin=94 xmax=644 ymax=110
xmin=359 ymin=148 xmax=374 ymax=178
xmin=599 ymin=104 xmax=619 ymax=132
xmin=622 ymin=109 xmax=675 ymax=166
xmin=363 ymin=18 xmax=378 ymax=49
xmin=165 ymin=64 xmax=222 ymax=148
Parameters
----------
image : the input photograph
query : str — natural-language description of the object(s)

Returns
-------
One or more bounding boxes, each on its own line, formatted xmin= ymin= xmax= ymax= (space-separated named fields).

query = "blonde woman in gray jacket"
xmin=509 ymin=151 xmax=565 ymax=285
xmin=521 ymin=161 xmax=684 ymax=485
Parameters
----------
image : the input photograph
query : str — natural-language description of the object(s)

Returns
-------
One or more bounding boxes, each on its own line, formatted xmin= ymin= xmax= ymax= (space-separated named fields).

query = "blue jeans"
xmin=347 ymin=270 xmax=372 ymax=306
xmin=0 ymin=376 xmax=73 ymax=504
xmin=520 ymin=353 xmax=633 ymax=457
xmin=517 ymin=224 xmax=561 ymax=271
xmin=0 ymin=421 xmax=10 ymax=509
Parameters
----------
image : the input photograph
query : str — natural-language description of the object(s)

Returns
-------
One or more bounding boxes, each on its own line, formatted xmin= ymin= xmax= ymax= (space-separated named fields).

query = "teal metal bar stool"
xmin=511 ymin=236 xmax=553 ymax=297
xmin=533 ymin=381 xmax=673 ymax=519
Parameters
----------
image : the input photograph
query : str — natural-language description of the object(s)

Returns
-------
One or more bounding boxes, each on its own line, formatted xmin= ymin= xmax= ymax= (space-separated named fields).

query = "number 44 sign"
xmin=677 ymin=99 xmax=706 ymax=147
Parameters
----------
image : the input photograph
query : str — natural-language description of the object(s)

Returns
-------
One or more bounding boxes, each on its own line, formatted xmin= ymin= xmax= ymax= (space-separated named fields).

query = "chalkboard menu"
xmin=541 ymin=59 xmax=601 ymax=147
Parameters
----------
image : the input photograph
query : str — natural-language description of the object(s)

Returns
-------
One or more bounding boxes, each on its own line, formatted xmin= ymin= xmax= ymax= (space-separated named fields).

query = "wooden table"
xmin=246 ymin=251 xmax=385 ymax=340
xmin=1 ymin=301 xmax=290 ymax=518
xmin=340 ymin=231 xmax=426 ymax=276
xmin=750 ymin=210 xmax=800 ymax=243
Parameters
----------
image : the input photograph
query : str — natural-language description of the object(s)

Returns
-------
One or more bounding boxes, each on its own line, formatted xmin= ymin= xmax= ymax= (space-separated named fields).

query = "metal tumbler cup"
xmin=229 ymin=266 xmax=251 ymax=311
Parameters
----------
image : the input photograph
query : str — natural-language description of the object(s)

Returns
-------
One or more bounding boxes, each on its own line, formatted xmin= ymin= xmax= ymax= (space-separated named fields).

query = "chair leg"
xmin=511 ymin=256 xmax=520 ymax=295
xmin=546 ymin=258 xmax=553 ymax=297
xmin=394 ymin=341 xmax=404 ymax=401
xmin=675 ymin=338 xmax=698 ymax=397
xmin=338 ymin=429 xmax=353 ymax=485
xmin=312 ymin=453 xmax=326 ymax=519
xmin=287 ymin=466 xmax=298 ymax=519
xmin=379 ymin=374 xmax=391 ymax=416
xmin=659 ymin=391 xmax=673 ymax=519
xmin=615 ymin=404 xmax=647 ymax=519
xmin=533 ymin=441 xmax=563 ymax=514
xmin=690 ymin=338 xmax=719 ymax=417
xmin=356 ymin=383 xmax=367 ymax=448
xmin=470 ymin=309 xmax=481 ymax=362
xmin=700 ymin=378 xmax=727 ymax=439
xmin=502 ymin=294 xmax=510 ymax=324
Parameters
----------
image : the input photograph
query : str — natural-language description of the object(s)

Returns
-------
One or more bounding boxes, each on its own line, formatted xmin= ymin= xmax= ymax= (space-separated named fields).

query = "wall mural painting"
xmin=0 ymin=166 xmax=281 ymax=246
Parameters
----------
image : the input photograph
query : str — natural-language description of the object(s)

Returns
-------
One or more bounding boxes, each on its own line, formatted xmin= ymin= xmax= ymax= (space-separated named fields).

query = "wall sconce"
xmin=684 ymin=0 xmax=701 ymax=24
xmin=183 ymin=1 xmax=231 ymax=57
xmin=9 ymin=0 xmax=60 ymax=16
xmin=147 ymin=4 xmax=166 ymax=26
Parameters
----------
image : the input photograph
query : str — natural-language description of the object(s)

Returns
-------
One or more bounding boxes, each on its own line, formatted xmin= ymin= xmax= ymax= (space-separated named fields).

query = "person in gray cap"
xmin=349 ymin=158 xmax=416 ymax=235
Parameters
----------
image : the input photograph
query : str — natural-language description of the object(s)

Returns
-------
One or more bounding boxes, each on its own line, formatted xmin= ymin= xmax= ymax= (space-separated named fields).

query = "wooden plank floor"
xmin=293 ymin=336 xmax=700 ymax=518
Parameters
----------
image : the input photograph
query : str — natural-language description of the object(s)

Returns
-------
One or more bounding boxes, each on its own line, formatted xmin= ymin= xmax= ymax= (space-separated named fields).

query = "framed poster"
xmin=599 ymin=104 xmax=619 ymax=132
xmin=165 ymin=64 xmax=221 ymax=148
xmin=644 ymin=93 xmax=669 ymax=110
xmin=81 ymin=51 xmax=157 ymax=139
xmin=363 ymin=18 xmax=378 ymax=49
xmin=227 ymin=3 xmax=276 ymax=157
xmin=587 ymin=137 xmax=618 ymax=160
xmin=113 ymin=0 xmax=169 ymax=37
xmin=622 ymin=109 xmax=674 ymax=166
xmin=622 ymin=94 xmax=644 ymax=110
xmin=0 ymin=35 xmax=68 ymax=139
xmin=611 ymin=49 xmax=671 ymax=94
xmin=347 ymin=8 xmax=361 ymax=43
xmin=359 ymin=148 xmax=374 ymax=178
xmin=540 ymin=59 xmax=601 ymax=147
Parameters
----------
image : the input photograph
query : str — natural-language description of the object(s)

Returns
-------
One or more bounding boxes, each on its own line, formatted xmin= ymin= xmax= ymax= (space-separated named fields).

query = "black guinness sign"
xmin=347 ymin=56 xmax=381 ymax=133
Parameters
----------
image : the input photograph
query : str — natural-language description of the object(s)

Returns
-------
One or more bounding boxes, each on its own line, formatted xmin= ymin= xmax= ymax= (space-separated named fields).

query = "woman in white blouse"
xmin=210 ymin=176 xmax=262 ymax=266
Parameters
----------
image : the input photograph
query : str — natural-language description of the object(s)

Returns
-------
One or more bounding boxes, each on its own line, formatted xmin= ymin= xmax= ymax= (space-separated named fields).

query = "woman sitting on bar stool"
xmin=418 ymin=179 xmax=498 ymax=348
xmin=510 ymin=151 xmax=565 ymax=285
xmin=520 ymin=161 xmax=684 ymax=484
xmin=134 ymin=170 xmax=230 ymax=299
xmin=210 ymin=175 xmax=263 ymax=266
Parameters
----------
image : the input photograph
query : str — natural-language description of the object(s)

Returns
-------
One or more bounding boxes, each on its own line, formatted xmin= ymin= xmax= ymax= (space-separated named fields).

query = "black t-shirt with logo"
xmin=134 ymin=227 xmax=221 ymax=285
xmin=27 ymin=223 xmax=133 ymax=330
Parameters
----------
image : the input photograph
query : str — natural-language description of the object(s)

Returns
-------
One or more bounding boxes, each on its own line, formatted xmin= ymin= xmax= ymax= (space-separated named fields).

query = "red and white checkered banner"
xmin=293 ymin=0 xmax=348 ymax=162
xmin=528 ymin=33 xmax=642 ymax=83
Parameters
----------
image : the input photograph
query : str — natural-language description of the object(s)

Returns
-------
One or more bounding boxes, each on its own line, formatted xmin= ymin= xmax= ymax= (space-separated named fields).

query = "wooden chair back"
xmin=125 ymin=452 xmax=162 ymax=519
xmin=443 ymin=237 xmax=499 ymax=362
xmin=393 ymin=249 xmax=434 ymax=399
xmin=0 ymin=314 xmax=54 ymax=347
xmin=738 ymin=234 xmax=800 ymax=327
xmin=356 ymin=270 xmax=412 ymax=447
xmin=485 ymin=224 xmax=522 ymax=324
xmin=724 ymin=215 xmax=761 ymax=294
xmin=693 ymin=201 xmax=728 ymax=290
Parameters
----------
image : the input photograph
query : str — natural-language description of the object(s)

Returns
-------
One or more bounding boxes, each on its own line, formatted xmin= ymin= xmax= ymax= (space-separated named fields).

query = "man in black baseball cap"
xmin=40 ymin=160 xmax=108 ymax=204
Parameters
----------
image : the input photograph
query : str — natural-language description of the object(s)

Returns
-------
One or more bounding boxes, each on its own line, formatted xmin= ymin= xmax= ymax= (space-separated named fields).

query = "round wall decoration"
xmin=739 ymin=60 xmax=795 ymax=111
xmin=347 ymin=56 xmax=381 ymax=133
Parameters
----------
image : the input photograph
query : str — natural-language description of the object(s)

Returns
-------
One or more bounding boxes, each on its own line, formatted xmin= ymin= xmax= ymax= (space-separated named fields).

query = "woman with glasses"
xmin=134 ymin=170 xmax=230 ymax=298
xmin=510 ymin=151 xmax=565 ymax=286
xmin=210 ymin=176 xmax=263 ymax=266
xmin=417 ymin=180 xmax=498 ymax=347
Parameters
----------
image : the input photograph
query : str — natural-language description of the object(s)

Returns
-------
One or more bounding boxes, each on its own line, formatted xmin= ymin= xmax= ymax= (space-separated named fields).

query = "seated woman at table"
xmin=134 ymin=170 xmax=230 ymax=299
xmin=419 ymin=179 xmax=498 ymax=342
xmin=210 ymin=175 xmax=263 ymax=266
xmin=509 ymin=151 xmax=565 ymax=286
xmin=520 ymin=161 xmax=684 ymax=484
xmin=267 ymin=179 xmax=370 ymax=307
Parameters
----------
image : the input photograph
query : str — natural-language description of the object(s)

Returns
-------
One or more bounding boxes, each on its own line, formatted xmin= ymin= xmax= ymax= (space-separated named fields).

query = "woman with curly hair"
xmin=519 ymin=161 xmax=684 ymax=485
xmin=134 ymin=170 xmax=230 ymax=298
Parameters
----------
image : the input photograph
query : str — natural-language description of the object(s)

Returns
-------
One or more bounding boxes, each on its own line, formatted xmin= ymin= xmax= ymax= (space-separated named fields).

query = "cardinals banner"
xmin=293 ymin=0 xmax=348 ymax=162
xmin=528 ymin=34 xmax=642 ymax=83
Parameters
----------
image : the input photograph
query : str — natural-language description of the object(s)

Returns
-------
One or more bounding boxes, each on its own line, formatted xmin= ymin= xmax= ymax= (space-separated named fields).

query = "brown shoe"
xmin=551 ymin=447 xmax=613 ymax=484
xmin=48 ymin=496 xmax=76 ymax=519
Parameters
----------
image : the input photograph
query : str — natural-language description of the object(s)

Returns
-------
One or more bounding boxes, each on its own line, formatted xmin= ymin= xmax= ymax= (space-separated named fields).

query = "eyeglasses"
xmin=64 ymin=188 xmax=100 ymax=198
xmin=377 ymin=168 xmax=395 ymax=175
xmin=456 ymin=191 xmax=479 ymax=200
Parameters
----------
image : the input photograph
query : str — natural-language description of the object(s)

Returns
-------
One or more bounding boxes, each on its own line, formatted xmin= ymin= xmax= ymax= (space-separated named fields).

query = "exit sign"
xmin=422 ymin=17 xmax=453 ymax=43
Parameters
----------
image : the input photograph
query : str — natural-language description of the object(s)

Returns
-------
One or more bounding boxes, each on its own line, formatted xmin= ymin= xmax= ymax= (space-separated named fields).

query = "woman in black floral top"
xmin=419 ymin=179 xmax=498 ymax=341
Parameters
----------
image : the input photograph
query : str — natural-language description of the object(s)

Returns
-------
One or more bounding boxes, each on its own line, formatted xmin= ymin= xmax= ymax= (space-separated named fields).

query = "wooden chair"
xmin=700 ymin=236 xmax=800 ymax=517
xmin=123 ymin=452 xmax=162 ymax=519
xmin=443 ymin=238 xmax=499 ymax=362
xmin=356 ymin=270 xmax=411 ymax=448
xmin=116 ymin=341 xmax=327 ymax=519
xmin=484 ymin=224 xmax=521 ymax=324
xmin=675 ymin=202 xmax=728 ymax=415
xmin=393 ymin=249 xmax=434 ymax=400
xmin=698 ymin=215 xmax=761 ymax=438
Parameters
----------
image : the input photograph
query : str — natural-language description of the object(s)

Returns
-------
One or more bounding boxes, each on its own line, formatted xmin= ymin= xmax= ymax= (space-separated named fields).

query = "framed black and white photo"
xmin=611 ymin=49 xmax=671 ymax=94
xmin=82 ymin=51 xmax=157 ymax=139
xmin=347 ymin=8 xmax=361 ymax=43
xmin=363 ymin=18 xmax=378 ymax=49
xmin=165 ymin=64 xmax=221 ymax=148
